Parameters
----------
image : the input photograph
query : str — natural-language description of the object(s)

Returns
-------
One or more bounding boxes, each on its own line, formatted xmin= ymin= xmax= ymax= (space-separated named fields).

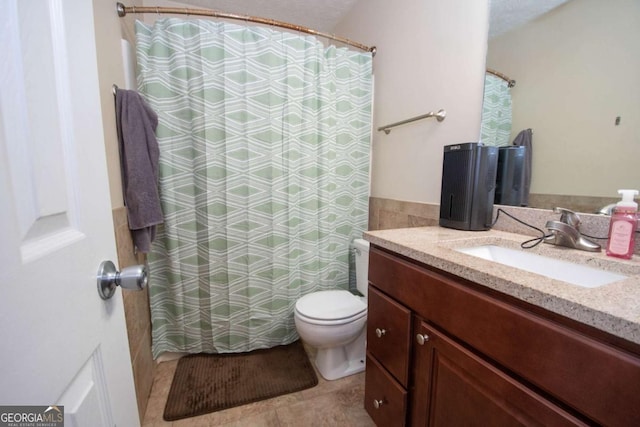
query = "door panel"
xmin=0 ymin=1 xmax=138 ymax=425
xmin=58 ymin=349 xmax=113 ymax=427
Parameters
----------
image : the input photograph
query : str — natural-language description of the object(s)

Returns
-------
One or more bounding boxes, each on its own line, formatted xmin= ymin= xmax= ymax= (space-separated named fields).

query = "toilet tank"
xmin=353 ymin=239 xmax=370 ymax=298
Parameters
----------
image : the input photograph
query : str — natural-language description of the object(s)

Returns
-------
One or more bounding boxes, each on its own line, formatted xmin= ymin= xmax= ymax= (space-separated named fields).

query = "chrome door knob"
xmin=375 ymin=328 xmax=386 ymax=338
xmin=373 ymin=399 xmax=384 ymax=409
xmin=416 ymin=333 xmax=430 ymax=345
xmin=97 ymin=260 xmax=148 ymax=300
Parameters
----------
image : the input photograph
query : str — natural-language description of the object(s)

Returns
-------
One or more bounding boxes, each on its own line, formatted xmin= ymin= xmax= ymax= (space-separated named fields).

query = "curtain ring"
xmin=132 ymin=5 xmax=136 ymax=14
xmin=156 ymin=6 xmax=159 ymax=16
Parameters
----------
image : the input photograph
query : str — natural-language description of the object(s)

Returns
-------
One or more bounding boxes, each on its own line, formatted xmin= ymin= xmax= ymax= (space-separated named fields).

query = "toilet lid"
xmin=295 ymin=290 xmax=366 ymax=321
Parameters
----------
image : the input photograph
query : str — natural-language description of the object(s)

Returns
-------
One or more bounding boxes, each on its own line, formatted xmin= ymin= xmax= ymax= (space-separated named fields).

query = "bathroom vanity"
xmin=363 ymin=227 xmax=640 ymax=427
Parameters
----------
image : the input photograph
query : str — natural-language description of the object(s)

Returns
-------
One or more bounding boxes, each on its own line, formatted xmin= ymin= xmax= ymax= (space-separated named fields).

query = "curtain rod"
xmin=115 ymin=3 xmax=376 ymax=55
xmin=486 ymin=68 xmax=515 ymax=88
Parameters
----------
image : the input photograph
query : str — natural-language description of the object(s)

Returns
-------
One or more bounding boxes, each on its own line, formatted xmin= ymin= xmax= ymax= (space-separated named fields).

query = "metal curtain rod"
xmin=486 ymin=68 xmax=515 ymax=88
xmin=115 ymin=3 xmax=376 ymax=55
xmin=377 ymin=109 xmax=446 ymax=134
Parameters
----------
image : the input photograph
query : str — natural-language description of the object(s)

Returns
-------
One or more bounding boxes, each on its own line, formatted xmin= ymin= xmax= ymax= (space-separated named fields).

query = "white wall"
xmin=335 ymin=0 xmax=489 ymax=204
xmin=487 ymin=0 xmax=640 ymax=198
xmin=93 ymin=0 xmax=143 ymax=209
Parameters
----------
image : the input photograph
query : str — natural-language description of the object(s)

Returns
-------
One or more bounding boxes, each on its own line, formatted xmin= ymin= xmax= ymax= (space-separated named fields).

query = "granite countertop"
xmin=364 ymin=226 xmax=640 ymax=346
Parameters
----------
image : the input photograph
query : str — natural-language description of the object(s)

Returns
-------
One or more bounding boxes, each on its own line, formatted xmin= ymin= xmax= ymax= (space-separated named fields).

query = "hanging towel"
xmin=116 ymin=89 xmax=163 ymax=253
xmin=512 ymin=128 xmax=533 ymax=206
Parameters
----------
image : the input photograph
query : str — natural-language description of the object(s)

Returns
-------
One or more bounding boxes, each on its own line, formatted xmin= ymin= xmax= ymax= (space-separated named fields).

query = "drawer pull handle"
xmin=416 ymin=333 xmax=430 ymax=345
xmin=375 ymin=328 xmax=386 ymax=338
xmin=373 ymin=399 xmax=384 ymax=409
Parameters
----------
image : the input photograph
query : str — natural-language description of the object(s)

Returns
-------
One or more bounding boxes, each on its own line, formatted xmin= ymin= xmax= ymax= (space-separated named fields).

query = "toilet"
xmin=294 ymin=238 xmax=370 ymax=380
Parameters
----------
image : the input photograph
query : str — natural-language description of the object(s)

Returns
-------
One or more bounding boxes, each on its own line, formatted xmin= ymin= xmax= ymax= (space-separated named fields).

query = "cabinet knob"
xmin=416 ymin=333 xmax=430 ymax=345
xmin=375 ymin=328 xmax=386 ymax=338
xmin=373 ymin=399 xmax=384 ymax=409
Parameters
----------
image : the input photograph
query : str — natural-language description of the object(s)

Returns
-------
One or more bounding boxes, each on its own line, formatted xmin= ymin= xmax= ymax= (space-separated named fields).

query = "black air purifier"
xmin=439 ymin=143 xmax=498 ymax=230
xmin=494 ymin=146 xmax=526 ymax=206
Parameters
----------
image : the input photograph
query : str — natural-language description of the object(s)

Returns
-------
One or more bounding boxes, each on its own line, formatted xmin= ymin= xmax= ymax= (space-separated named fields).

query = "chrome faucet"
xmin=544 ymin=207 xmax=601 ymax=252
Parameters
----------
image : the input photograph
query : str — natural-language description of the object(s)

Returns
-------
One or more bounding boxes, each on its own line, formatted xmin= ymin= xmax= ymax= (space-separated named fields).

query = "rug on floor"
xmin=163 ymin=340 xmax=318 ymax=421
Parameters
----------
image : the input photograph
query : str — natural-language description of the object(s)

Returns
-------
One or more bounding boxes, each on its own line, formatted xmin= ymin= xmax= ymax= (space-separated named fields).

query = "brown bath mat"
xmin=163 ymin=340 xmax=318 ymax=421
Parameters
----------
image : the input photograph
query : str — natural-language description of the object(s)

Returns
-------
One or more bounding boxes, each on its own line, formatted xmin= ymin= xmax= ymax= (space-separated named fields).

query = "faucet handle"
xmin=553 ymin=207 xmax=581 ymax=228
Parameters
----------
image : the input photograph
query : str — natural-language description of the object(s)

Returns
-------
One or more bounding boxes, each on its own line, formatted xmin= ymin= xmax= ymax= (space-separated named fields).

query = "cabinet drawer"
xmin=365 ymin=354 xmax=407 ymax=427
xmin=369 ymin=246 xmax=640 ymax=426
xmin=367 ymin=286 xmax=412 ymax=386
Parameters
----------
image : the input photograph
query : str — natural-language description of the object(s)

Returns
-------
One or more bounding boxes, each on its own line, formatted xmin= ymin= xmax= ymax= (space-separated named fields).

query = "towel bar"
xmin=378 ymin=109 xmax=446 ymax=134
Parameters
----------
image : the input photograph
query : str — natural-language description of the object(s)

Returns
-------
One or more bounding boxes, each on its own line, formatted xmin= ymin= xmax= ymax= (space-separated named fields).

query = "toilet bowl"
xmin=294 ymin=238 xmax=370 ymax=380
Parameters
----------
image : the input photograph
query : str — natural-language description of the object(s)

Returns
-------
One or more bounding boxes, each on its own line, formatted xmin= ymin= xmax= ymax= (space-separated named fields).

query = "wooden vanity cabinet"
xmin=365 ymin=245 xmax=640 ymax=427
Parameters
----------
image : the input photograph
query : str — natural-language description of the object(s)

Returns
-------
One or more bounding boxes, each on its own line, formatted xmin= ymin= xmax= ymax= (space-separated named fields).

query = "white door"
xmin=0 ymin=0 xmax=139 ymax=426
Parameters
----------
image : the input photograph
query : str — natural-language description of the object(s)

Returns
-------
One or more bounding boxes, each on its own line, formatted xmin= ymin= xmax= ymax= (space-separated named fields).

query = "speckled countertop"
xmin=364 ymin=226 xmax=640 ymax=346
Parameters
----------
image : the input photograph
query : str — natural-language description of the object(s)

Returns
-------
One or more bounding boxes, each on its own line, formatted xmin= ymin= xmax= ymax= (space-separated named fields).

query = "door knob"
xmin=375 ymin=328 xmax=386 ymax=338
xmin=97 ymin=260 xmax=148 ymax=300
xmin=373 ymin=399 xmax=384 ymax=409
xmin=416 ymin=333 xmax=430 ymax=345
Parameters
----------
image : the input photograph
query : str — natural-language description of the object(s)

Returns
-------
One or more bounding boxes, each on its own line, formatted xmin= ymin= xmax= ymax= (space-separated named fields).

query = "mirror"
xmin=484 ymin=0 xmax=640 ymax=213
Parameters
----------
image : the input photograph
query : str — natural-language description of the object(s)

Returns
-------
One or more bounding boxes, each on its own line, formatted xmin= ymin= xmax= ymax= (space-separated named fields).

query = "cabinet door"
xmin=411 ymin=321 xmax=586 ymax=427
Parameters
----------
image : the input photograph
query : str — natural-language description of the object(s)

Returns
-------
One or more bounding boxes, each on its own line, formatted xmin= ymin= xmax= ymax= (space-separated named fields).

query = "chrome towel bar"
xmin=378 ymin=109 xmax=446 ymax=134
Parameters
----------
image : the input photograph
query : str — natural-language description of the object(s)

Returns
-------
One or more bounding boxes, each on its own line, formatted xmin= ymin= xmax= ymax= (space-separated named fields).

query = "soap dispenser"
xmin=606 ymin=189 xmax=639 ymax=259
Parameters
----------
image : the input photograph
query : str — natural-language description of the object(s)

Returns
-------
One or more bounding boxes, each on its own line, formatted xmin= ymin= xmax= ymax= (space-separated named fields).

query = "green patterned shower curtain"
xmin=135 ymin=19 xmax=372 ymax=357
xmin=481 ymin=73 xmax=512 ymax=147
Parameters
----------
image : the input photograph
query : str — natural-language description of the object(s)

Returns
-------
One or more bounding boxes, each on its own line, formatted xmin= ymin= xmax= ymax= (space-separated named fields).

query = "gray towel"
xmin=512 ymin=128 xmax=533 ymax=206
xmin=116 ymin=89 xmax=163 ymax=253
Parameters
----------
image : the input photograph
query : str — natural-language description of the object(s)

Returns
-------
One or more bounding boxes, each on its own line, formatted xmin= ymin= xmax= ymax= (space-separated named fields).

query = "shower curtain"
xmin=135 ymin=19 xmax=373 ymax=357
xmin=480 ymin=73 xmax=512 ymax=147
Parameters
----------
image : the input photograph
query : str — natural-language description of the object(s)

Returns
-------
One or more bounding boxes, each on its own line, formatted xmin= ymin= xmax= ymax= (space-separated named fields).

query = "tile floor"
xmin=142 ymin=346 xmax=376 ymax=426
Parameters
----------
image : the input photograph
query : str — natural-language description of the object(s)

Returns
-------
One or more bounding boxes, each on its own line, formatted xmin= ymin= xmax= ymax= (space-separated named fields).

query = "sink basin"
xmin=456 ymin=245 xmax=627 ymax=288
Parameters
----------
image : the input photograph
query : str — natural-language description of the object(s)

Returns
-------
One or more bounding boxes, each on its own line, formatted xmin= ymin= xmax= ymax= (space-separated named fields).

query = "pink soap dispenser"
xmin=606 ymin=189 xmax=639 ymax=259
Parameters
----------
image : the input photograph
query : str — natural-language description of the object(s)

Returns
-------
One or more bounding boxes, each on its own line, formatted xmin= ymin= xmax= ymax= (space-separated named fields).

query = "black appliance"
xmin=439 ymin=142 xmax=498 ymax=230
xmin=494 ymin=146 xmax=526 ymax=206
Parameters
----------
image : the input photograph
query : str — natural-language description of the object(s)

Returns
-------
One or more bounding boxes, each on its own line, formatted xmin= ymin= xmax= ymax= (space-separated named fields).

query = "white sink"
xmin=456 ymin=245 xmax=627 ymax=288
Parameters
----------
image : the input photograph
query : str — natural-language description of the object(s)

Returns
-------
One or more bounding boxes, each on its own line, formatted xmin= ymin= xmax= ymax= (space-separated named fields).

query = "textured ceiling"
xmin=489 ymin=0 xmax=570 ymax=38
xmin=171 ymin=0 xmax=570 ymax=38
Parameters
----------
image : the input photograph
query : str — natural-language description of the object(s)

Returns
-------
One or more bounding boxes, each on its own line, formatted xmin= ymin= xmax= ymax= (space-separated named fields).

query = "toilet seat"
xmin=295 ymin=290 xmax=366 ymax=325
xmin=295 ymin=309 xmax=367 ymax=327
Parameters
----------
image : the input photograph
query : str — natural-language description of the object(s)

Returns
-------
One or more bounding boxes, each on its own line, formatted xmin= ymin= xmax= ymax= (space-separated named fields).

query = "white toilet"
xmin=294 ymin=238 xmax=370 ymax=380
